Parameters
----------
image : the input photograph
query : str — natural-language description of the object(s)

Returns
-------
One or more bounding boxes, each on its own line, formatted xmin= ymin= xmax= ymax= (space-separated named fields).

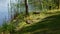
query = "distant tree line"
xmin=8 ymin=0 xmax=60 ymax=21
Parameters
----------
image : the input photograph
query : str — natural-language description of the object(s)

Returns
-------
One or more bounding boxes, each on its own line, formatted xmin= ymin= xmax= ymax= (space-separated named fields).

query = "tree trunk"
xmin=57 ymin=0 xmax=59 ymax=9
xmin=25 ymin=0 xmax=29 ymax=16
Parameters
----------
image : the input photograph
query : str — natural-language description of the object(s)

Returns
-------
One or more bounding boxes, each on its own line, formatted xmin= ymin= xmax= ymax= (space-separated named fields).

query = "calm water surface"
xmin=0 ymin=0 xmax=10 ymax=25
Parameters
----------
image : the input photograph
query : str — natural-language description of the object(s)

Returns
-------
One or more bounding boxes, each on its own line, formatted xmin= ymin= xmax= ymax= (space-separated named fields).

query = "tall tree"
xmin=25 ymin=0 xmax=29 ymax=16
xmin=57 ymin=0 xmax=59 ymax=9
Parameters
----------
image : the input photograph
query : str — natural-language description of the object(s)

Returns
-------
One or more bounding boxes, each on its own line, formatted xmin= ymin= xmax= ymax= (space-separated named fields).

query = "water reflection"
xmin=0 ymin=0 xmax=41 ymax=25
xmin=0 ymin=0 xmax=10 ymax=25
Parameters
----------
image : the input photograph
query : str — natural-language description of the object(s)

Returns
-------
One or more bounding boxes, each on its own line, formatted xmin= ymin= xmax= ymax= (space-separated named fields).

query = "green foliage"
xmin=1 ymin=0 xmax=60 ymax=34
xmin=16 ymin=11 xmax=60 ymax=34
xmin=2 ymin=23 xmax=8 ymax=31
xmin=0 ymin=22 xmax=16 ymax=34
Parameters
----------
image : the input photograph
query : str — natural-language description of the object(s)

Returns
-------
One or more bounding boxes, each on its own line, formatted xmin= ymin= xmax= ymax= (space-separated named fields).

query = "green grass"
xmin=18 ymin=15 xmax=60 ymax=34
xmin=14 ymin=10 xmax=60 ymax=34
xmin=1 ymin=9 xmax=60 ymax=34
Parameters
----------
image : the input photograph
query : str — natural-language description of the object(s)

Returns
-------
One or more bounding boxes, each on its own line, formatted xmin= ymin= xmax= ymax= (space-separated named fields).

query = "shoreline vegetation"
xmin=0 ymin=9 xmax=60 ymax=34
xmin=0 ymin=0 xmax=60 ymax=34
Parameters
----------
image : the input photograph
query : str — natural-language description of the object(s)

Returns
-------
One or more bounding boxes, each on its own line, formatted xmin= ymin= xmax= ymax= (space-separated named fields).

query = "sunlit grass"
xmin=16 ymin=9 xmax=60 ymax=34
xmin=17 ymin=9 xmax=60 ymax=25
xmin=3 ymin=9 xmax=60 ymax=34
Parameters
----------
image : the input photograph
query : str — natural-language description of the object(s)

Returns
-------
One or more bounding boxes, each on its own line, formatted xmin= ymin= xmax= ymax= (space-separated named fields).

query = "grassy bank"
xmin=0 ymin=9 xmax=60 ymax=34
xmin=15 ymin=9 xmax=60 ymax=34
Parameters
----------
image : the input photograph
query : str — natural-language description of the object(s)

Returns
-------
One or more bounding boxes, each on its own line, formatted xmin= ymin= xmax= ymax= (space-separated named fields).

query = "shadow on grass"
xmin=18 ymin=14 xmax=60 ymax=34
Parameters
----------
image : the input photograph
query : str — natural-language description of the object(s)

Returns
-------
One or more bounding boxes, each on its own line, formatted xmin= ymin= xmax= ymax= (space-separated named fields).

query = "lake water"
xmin=0 ymin=0 xmax=41 ymax=25
xmin=0 ymin=0 xmax=24 ymax=25
xmin=0 ymin=0 xmax=10 ymax=25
